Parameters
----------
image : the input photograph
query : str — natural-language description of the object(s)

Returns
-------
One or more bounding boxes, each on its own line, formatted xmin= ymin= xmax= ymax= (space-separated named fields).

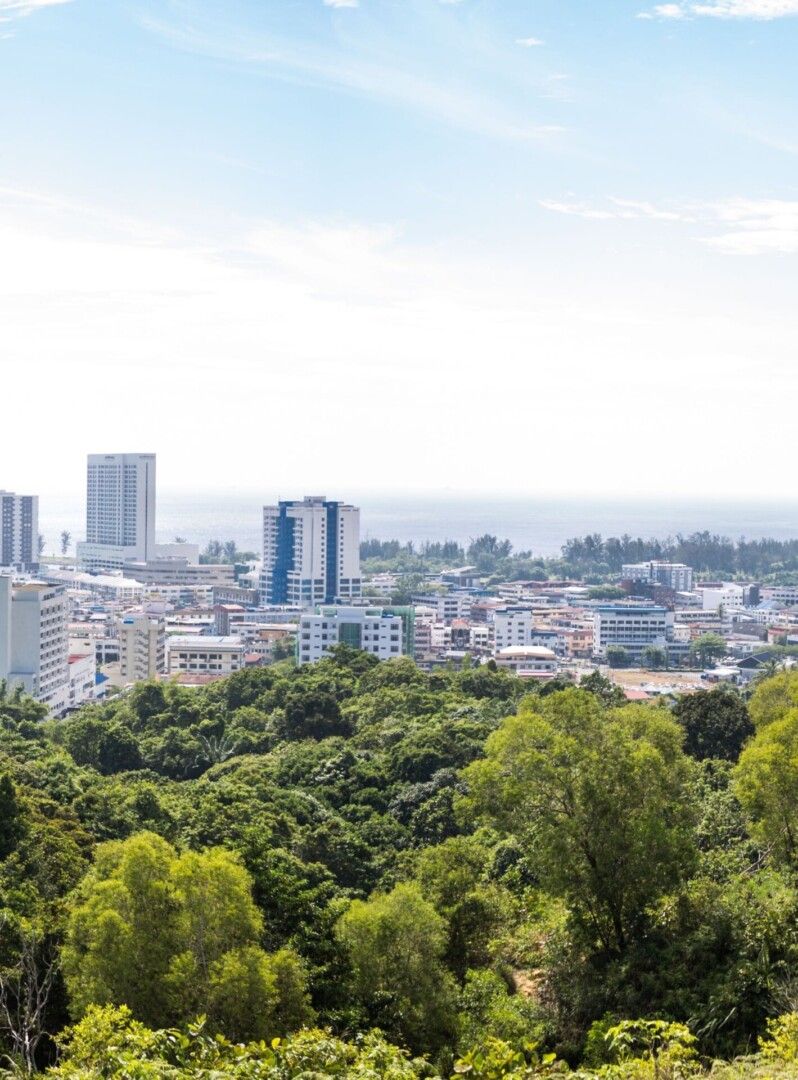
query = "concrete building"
xmin=592 ymin=604 xmax=672 ymax=660
xmin=67 ymin=648 xmax=97 ymax=711
xmin=125 ymin=559 xmax=235 ymax=587
xmin=493 ymin=607 xmax=535 ymax=652
xmin=297 ymin=606 xmax=404 ymax=665
xmin=0 ymin=576 xmax=69 ymax=715
xmin=411 ymin=592 xmax=473 ymax=623
xmin=622 ymin=561 xmax=694 ymax=592
xmin=166 ymin=635 xmax=245 ymax=676
xmin=117 ymin=612 xmax=166 ymax=683
xmin=0 ymin=492 xmax=39 ymax=570
xmin=494 ymin=645 xmax=558 ymax=678
xmin=77 ymin=453 xmax=156 ymax=570
xmin=261 ymin=496 xmax=361 ymax=608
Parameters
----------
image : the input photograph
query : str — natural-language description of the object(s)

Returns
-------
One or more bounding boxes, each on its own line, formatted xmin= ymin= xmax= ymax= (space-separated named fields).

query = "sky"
xmin=1 ymin=0 xmax=797 ymax=500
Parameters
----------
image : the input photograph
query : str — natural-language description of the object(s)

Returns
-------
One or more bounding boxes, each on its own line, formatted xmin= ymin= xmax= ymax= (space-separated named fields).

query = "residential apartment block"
xmin=166 ymin=635 xmax=245 ymax=677
xmin=261 ymin=496 xmax=361 ymax=608
xmin=0 ymin=576 xmax=69 ymax=715
xmin=0 ymin=491 xmax=39 ymax=570
xmin=621 ymin=561 xmax=694 ymax=592
xmin=117 ymin=612 xmax=166 ymax=683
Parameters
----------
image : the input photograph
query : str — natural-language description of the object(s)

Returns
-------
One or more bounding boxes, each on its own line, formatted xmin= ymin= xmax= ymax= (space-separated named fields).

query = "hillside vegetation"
xmin=3 ymin=654 xmax=798 ymax=1076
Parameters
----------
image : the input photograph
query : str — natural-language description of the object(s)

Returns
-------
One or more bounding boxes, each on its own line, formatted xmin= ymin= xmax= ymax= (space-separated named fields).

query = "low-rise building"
xmin=166 ymin=635 xmax=245 ymax=676
xmin=622 ymin=561 xmax=694 ymax=592
xmin=494 ymin=645 xmax=558 ymax=678
xmin=297 ymin=606 xmax=405 ymax=665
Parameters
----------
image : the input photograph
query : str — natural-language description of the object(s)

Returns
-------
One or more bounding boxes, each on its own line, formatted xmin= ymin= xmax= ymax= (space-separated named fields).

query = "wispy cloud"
xmin=641 ymin=0 xmax=798 ymax=18
xmin=541 ymin=195 xmax=798 ymax=253
xmin=516 ymin=36 xmax=544 ymax=46
xmin=138 ymin=7 xmax=564 ymax=145
xmin=323 ymin=0 xmax=358 ymax=8
xmin=0 ymin=0 xmax=71 ymax=21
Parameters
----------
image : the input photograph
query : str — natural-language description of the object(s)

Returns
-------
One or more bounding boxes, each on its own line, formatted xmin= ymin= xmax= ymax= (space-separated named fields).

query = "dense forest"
xmin=361 ymin=533 xmax=798 ymax=584
xmin=4 ymin=655 xmax=798 ymax=1076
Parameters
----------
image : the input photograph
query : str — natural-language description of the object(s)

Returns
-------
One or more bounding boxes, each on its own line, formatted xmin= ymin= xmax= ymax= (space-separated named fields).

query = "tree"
xmin=336 ymin=882 xmax=457 ymax=1054
xmin=606 ymin=645 xmax=630 ymax=669
xmin=689 ymin=633 xmax=727 ymax=668
xmin=59 ymin=531 xmax=71 ymax=556
xmin=0 ymin=915 xmax=60 ymax=1074
xmin=36 ymin=535 xmax=44 ymax=558
xmin=0 ymin=773 xmax=23 ymax=859
xmin=62 ymin=833 xmax=308 ymax=1040
xmin=735 ymin=709 xmax=798 ymax=864
xmin=673 ymin=686 xmax=753 ymax=761
xmin=641 ymin=645 xmax=667 ymax=671
xmin=748 ymin=670 xmax=798 ymax=729
xmin=464 ymin=691 xmax=697 ymax=954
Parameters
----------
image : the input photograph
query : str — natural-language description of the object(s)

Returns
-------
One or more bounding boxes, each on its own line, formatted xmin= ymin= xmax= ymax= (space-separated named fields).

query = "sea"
xmin=37 ymin=492 xmax=798 ymax=561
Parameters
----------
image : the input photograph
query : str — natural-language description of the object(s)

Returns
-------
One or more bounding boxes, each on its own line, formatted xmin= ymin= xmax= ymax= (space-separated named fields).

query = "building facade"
xmin=0 ymin=576 xmax=69 ymax=715
xmin=117 ymin=612 xmax=166 ymax=683
xmin=592 ymin=603 xmax=672 ymax=660
xmin=261 ymin=496 xmax=361 ymax=607
xmin=297 ymin=606 xmax=404 ymax=665
xmin=621 ymin=561 xmax=694 ymax=592
xmin=77 ymin=453 xmax=156 ymax=569
xmin=0 ymin=491 xmax=39 ymax=570
xmin=166 ymin=635 xmax=245 ymax=676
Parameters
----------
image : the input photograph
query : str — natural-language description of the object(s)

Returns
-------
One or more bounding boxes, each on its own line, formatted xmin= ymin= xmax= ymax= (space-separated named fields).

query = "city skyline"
xmin=2 ymin=1 xmax=798 ymax=497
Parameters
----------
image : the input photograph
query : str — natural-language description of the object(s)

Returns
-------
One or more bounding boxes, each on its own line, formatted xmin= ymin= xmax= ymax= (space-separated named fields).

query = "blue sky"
xmin=1 ymin=0 xmax=797 ymax=498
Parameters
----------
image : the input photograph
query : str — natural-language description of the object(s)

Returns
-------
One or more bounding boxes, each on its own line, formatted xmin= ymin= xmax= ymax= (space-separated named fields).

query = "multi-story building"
xmin=0 ymin=576 xmax=69 ymax=715
xmin=67 ymin=648 xmax=97 ymax=711
xmin=125 ymin=559 xmax=235 ymax=588
xmin=166 ymin=635 xmax=245 ymax=676
xmin=493 ymin=607 xmax=535 ymax=652
xmin=621 ymin=561 xmax=694 ymax=592
xmin=261 ymin=496 xmax=361 ymax=608
xmin=117 ymin=612 xmax=166 ymax=683
xmin=411 ymin=592 xmax=473 ymax=623
xmin=0 ymin=492 xmax=39 ymax=570
xmin=297 ymin=606 xmax=404 ymax=665
xmin=76 ymin=453 xmax=156 ymax=570
xmin=592 ymin=603 xmax=672 ymax=661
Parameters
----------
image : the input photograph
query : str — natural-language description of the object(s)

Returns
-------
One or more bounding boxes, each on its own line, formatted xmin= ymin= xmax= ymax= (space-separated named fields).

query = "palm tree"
xmin=60 ymin=530 xmax=71 ymax=556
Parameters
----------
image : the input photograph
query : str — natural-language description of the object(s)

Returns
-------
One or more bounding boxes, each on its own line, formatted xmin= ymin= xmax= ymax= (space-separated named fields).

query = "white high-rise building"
xmin=297 ymin=606 xmax=403 ymax=665
xmin=0 ymin=576 xmax=69 ymax=715
xmin=0 ymin=491 xmax=39 ymax=570
xmin=261 ymin=496 xmax=361 ymax=608
xmin=76 ymin=454 xmax=156 ymax=570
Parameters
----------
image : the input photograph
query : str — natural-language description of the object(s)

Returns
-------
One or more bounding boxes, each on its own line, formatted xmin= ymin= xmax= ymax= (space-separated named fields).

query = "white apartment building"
xmin=411 ymin=592 xmax=473 ymax=623
xmin=261 ymin=497 xmax=361 ymax=608
xmin=0 ymin=576 xmax=69 ymax=715
xmin=166 ymin=635 xmax=245 ymax=676
xmin=0 ymin=492 xmax=39 ymax=570
xmin=493 ymin=608 xmax=535 ymax=652
xmin=298 ymin=607 xmax=403 ymax=665
xmin=622 ymin=561 xmax=694 ymax=592
xmin=592 ymin=604 xmax=672 ymax=660
xmin=77 ymin=453 xmax=156 ymax=570
xmin=700 ymin=584 xmax=745 ymax=612
xmin=117 ymin=612 xmax=166 ymax=683
xmin=762 ymin=586 xmax=798 ymax=607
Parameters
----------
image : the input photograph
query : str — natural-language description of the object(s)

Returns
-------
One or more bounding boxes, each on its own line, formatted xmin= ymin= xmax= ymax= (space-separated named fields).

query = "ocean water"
xmin=37 ymin=492 xmax=798 ymax=560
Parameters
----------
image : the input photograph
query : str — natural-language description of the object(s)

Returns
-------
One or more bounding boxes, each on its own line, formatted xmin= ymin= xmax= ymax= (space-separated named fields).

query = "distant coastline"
xmin=36 ymin=492 xmax=798 ymax=561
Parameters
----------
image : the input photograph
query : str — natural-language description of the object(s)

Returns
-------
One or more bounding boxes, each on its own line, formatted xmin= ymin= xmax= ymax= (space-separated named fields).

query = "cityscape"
xmin=2 ymin=452 xmax=795 ymax=718
xmin=4 ymin=0 xmax=798 ymax=1075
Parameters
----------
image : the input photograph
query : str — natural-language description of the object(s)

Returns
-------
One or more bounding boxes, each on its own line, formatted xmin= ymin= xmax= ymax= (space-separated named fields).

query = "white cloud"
xmin=542 ymin=193 xmax=798 ymax=253
xmin=323 ymin=0 xmax=358 ymax=8
xmin=516 ymin=36 xmax=544 ymax=46
xmin=644 ymin=0 xmax=798 ymax=17
xmin=6 ymin=185 xmax=795 ymax=499
xmin=0 ymin=0 xmax=71 ymax=20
